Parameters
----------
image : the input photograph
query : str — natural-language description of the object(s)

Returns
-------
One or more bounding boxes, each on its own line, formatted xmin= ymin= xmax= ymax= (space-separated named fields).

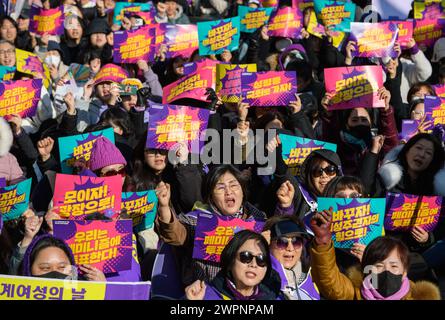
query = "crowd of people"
xmin=0 ymin=0 xmax=445 ymax=301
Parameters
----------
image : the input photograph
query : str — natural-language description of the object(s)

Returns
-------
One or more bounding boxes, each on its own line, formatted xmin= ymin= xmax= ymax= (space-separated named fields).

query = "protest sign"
xmin=0 ymin=178 xmax=32 ymax=222
xmin=112 ymin=2 xmax=152 ymax=26
xmin=121 ymin=190 xmax=158 ymax=232
xmin=52 ymin=174 xmax=122 ymax=220
xmin=324 ymin=66 xmax=385 ymax=110
xmin=29 ymin=5 xmax=64 ymax=36
xmin=385 ymin=193 xmax=443 ymax=232
xmin=317 ymin=197 xmax=386 ymax=248
xmin=267 ymin=6 xmax=303 ymax=38
xmin=413 ymin=18 xmax=445 ymax=47
xmin=424 ymin=95 xmax=445 ymax=127
xmin=279 ymin=133 xmax=337 ymax=177
xmin=313 ymin=0 xmax=356 ymax=32
xmin=349 ymin=22 xmax=399 ymax=58
xmin=238 ymin=5 xmax=273 ymax=33
xmin=216 ymin=64 xmax=257 ymax=103
xmin=414 ymin=0 xmax=445 ymax=19
xmin=53 ymin=219 xmax=133 ymax=273
xmin=399 ymin=120 xmax=422 ymax=142
xmin=0 ymin=65 xmax=15 ymax=81
xmin=0 ymin=79 xmax=42 ymax=119
xmin=396 ymin=20 xmax=414 ymax=49
xmin=306 ymin=10 xmax=346 ymax=48
xmin=15 ymin=49 xmax=50 ymax=88
xmin=433 ymin=84 xmax=445 ymax=98
xmin=113 ymin=25 xmax=155 ymax=64
xmin=183 ymin=58 xmax=218 ymax=76
xmin=198 ymin=17 xmax=240 ymax=55
xmin=192 ymin=212 xmax=265 ymax=262
xmin=241 ymin=71 xmax=297 ymax=107
xmin=58 ymin=128 xmax=115 ymax=174
xmin=159 ymin=24 xmax=199 ymax=59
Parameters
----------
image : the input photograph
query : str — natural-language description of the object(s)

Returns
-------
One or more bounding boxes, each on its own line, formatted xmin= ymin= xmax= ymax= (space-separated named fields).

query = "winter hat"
xmin=89 ymin=136 xmax=127 ymax=171
xmin=0 ymin=117 xmax=13 ymax=157
xmin=47 ymin=41 xmax=63 ymax=56
xmin=85 ymin=18 xmax=111 ymax=36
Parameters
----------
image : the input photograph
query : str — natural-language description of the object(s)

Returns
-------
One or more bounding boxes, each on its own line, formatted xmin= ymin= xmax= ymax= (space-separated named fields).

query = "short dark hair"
xmin=323 ymin=176 xmax=365 ymax=197
xmin=361 ymin=236 xmax=410 ymax=272
xmin=305 ymin=156 xmax=338 ymax=196
xmin=202 ymin=164 xmax=248 ymax=204
xmin=100 ymin=107 xmax=134 ymax=138
xmin=407 ymin=82 xmax=436 ymax=103
xmin=254 ymin=110 xmax=286 ymax=130
xmin=220 ymin=230 xmax=271 ymax=279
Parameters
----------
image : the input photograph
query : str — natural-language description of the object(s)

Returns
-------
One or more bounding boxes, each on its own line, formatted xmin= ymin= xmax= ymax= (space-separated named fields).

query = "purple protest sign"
xmin=241 ymin=71 xmax=297 ymax=107
xmin=424 ymin=95 xmax=445 ymax=127
xmin=385 ymin=193 xmax=443 ymax=232
xmin=192 ymin=212 xmax=265 ymax=263
xmin=349 ymin=22 xmax=399 ymax=58
xmin=399 ymin=120 xmax=422 ymax=142
xmin=0 ymin=178 xmax=5 ymax=188
xmin=113 ymin=25 xmax=156 ymax=64
xmin=146 ymin=104 xmax=210 ymax=154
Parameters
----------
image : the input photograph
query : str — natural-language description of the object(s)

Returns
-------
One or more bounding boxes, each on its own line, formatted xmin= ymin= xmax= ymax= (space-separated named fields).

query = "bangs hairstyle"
xmin=323 ymin=176 xmax=365 ymax=197
xmin=220 ymin=230 xmax=271 ymax=279
xmin=254 ymin=110 xmax=286 ymax=130
xmin=361 ymin=236 xmax=410 ymax=272
xmin=407 ymin=82 xmax=436 ymax=104
xmin=202 ymin=164 xmax=248 ymax=204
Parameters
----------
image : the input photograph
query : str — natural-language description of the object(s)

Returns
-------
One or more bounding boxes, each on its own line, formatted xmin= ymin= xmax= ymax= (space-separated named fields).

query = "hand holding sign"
xmin=350 ymin=243 xmax=366 ymax=262
xmin=44 ymin=207 xmax=60 ymax=235
xmin=345 ymin=41 xmax=356 ymax=65
xmin=185 ymin=280 xmax=206 ymax=300
xmin=79 ymin=264 xmax=107 ymax=282
xmin=310 ymin=208 xmax=333 ymax=246
xmin=378 ymin=87 xmax=391 ymax=111
xmin=411 ymin=226 xmax=429 ymax=244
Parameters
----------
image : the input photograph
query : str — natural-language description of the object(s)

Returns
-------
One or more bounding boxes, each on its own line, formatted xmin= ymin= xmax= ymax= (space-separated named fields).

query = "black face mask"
xmin=347 ymin=125 xmax=372 ymax=146
xmin=375 ymin=270 xmax=403 ymax=297
xmin=34 ymin=271 xmax=71 ymax=280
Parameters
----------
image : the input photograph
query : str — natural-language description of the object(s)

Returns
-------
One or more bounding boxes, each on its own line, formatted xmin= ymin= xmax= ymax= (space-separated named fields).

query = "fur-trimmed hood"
xmin=0 ymin=117 xmax=13 ymax=157
xmin=378 ymin=145 xmax=445 ymax=196
xmin=346 ymin=266 xmax=441 ymax=300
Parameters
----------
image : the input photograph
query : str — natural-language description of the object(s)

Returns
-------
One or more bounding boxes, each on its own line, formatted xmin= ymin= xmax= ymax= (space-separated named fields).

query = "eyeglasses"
xmin=100 ymin=167 xmax=126 ymax=177
xmin=0 ymin=49 xmax=15 ymax=56
xmin=334 ymin=192 xmax=362 ymax=198
xmin=213 ymin=182 xmax=241 ymax=194
xmin=411 ymin=110 xmax=424 ymax=116
xmin=311 ymin=165 xmax=338 ymax=178
xmin=274 ymin=236 xmax=304 ymax=250
xmin=238 ymin=251 xmax=268 ymax=268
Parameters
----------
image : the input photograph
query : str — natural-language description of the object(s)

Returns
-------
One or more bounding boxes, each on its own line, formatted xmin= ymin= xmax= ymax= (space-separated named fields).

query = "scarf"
xmin=340 ymin=130 xmax=368 ymax=153
xmin=225 ymin=278 xmax=261 ymax=300
xmin=360 ymin=274 xmax=410 ymax=300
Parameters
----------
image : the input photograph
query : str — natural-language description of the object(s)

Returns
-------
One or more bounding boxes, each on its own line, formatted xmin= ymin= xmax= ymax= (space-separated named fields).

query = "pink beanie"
xmin=89 ymin=136 xmax=127 ymax=171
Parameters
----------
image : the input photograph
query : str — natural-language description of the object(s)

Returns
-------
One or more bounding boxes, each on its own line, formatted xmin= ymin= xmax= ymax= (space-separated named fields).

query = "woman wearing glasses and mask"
xmin=185 ymin=230 xmax=283 ymax=300
xmin=263 ymin=216 xmax=320 ymax=300
xmin=155 ymin=165 xmax=267 ymax=287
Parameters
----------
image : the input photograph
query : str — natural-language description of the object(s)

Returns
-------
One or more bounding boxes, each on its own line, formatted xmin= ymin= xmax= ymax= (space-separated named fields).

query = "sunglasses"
xmin=238 ymin=251 xmax=268 ymax=268
xmin=100 ymin=167 xmax=126 ymax=177
xmin=311 ymin=165 xmax=338 ymax=178
xmin=334 ymin=192 xmax=362 ymax=198
xmin=274 ymin=236 xmax=304 ymax=250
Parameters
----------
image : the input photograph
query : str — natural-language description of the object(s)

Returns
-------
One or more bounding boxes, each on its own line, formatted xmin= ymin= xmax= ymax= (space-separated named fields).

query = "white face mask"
xmin=44 ymin=55 xmax=61 ymax=67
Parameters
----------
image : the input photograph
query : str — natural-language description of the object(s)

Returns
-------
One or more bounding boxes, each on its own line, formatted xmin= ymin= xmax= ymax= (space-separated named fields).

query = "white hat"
xmin=432 ymin=37 xmax=445 ymax=62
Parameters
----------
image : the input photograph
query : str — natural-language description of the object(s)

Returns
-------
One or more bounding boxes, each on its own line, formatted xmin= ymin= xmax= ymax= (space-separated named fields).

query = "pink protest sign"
xmin=192 ymin=212 xmax=265 ymax=263
xmin=0 ymin=79 xmax=42 ymax=119
xmin=52 ymin=174 xmax=122 ymax=220
xmin=146 ymin=103 xmax=210 ymax=154
xmin=267 ymin=6 xmax=303 ymax=38
xmin=349 ymin=22 xmax=399 ymax=58
xmin=434 ymin=84 xmax=445 ymax=98
xmin=324 ymin=66 xmax=385 ymax=110
xmin=395 ymin=20 xmax=414 ymax=49
xmin=183 ymin=58 xmax=218 ymax=76
xmin=385 ymin=193 xmax=443 ymax=232
xmin=413 ymin=18 xmax=445 ymax=47
xmin=241 ymin=71 xmax=297 ymax=107
xmin=29 ymin=5 xmax=64 ymax=36
xmin=163 ymin=68 xmax=215 ymax=104
xmin=53 ymin=219 xmax=133 ymax=273
xmin=113 ymin=25 xmax=155 ymax=64
xmin=163 ymin=24 xmax=199 ymax=59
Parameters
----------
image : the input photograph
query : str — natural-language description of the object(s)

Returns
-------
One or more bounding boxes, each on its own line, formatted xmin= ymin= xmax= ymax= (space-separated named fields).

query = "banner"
xmin=313 ymin=0 xmax=356 ymax=32
xmin=29 ymin=5 xmax=64 ymax=36
xmin=52 ymin=174 xmax=122 ymax=220
xmin=396 ymin=20 xmax=414 ymax=49
xmin=349 ymin=22 xmax=399 ymax=58
xmin=424 ymin=95 xmax=445 ymax=127
xmin=58 ymin=128 xmax=115 ymax=174
xmin=113 ymin=25 xmax=155 ymax=64
xmin=183 ymin=58 xmax=218 ymax=76
xmin=413 ymin=18 xmax=445 ymax=47
xmin=0 ymin=79 xmax=42 ymax=119
xmin=241 ymin=71 xmax=297 ymax=107
xmin=372 ymin=0 xmax=413 ymax=20
xmin=93 ymin=63 xmax=129 ymax=85
xmin=192 ymin=212 xmax=265 ymax=263
xmin=385 ymin=193 xmax=443 ymax=232
xmin=324 ymin=66 xmax=385 ymax=110
xmin=317 ymin=197 xmax=386 ymax=248
xmin=53 ymin=219 xmax=132 ymax=273
xmin=0 ymin=178 xmax=32 ymax=222
xmin=112 ymin=2 xmax=152 ymax=26
xmin=267 ymin=6 xmax=303 ymax=38
xmin=238 ymin=5 xmax=273 ymax=33
xmin=15 ymin=49 xmax=50 ymax=88
xmin=0 ymin=65 xmax=15 ymax=81
xmin=0 ymin=275 xmax=150 ymax=300
xmin=414 ymin=0 xmax=445 ymax=19
xmin=216 ymin=64 xmax=257 ymax=103
xmin=146 ymin=104 xmax=210 ymax=154
xmin=399 ymin=120 xmax=422 ymax=142
xmin=121 ymin=190 xmax=158 ymax=232
xmin=279 ymin=134 xmax=338 ymax=177
xmin=163 ymin=68 xmax=215 ymax=104
xmin=198 ymin=17 xmax=240 ymax=55
xmin=159 ymin=24 xmax=199 ymax=59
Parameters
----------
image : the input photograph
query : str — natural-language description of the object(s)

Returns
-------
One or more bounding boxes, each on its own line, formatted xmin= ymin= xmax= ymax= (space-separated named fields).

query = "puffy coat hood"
xmin=0 ymin=117 xmax=13 ymax=157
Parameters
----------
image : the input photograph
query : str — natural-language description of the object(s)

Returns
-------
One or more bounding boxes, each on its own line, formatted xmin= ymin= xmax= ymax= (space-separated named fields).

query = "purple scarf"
xmin=361 ymin=274 xmax=410 ymax=300
xmin=226 ymin=278 xmax=260 ymax=300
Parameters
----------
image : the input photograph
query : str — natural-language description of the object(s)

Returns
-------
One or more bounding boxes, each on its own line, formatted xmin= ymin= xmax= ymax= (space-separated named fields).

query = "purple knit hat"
xmin=88 ymin=136 xmax=127 ymax=172
xmin=22 ymin=234 xmax=77 ymax=277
